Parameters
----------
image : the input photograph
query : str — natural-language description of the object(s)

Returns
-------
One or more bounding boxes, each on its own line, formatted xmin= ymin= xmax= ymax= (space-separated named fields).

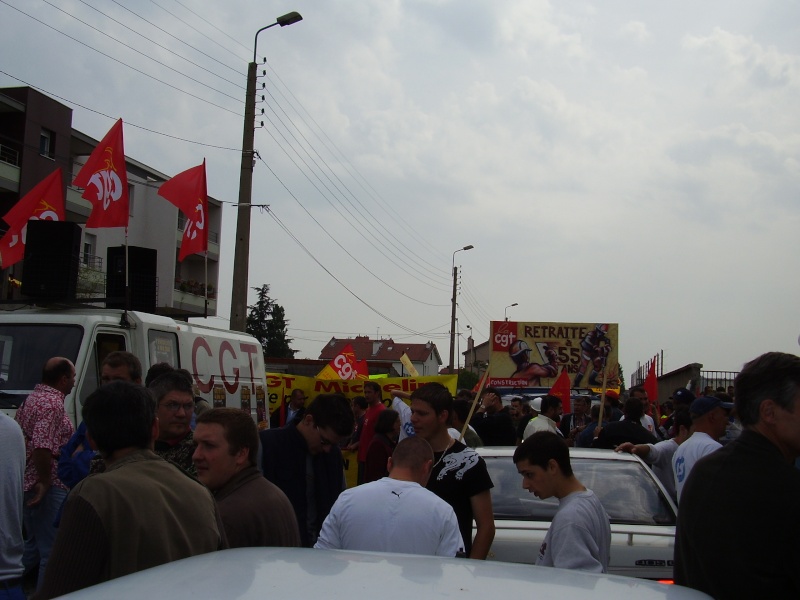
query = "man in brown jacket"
xmin=38 ymin=382 xmax=225 ymax=599
xmin=193 ymin=408 xmax=301 ymax=548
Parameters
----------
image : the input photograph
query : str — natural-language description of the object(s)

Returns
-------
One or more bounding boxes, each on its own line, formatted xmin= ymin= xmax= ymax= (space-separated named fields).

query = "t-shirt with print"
xmin=426 ymin=440 xmax=493 ymax=557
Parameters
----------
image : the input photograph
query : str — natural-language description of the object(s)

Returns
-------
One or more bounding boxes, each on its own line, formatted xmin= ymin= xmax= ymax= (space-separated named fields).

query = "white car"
xmin=476 ymin=447 xmax=678 ymax=581
xmin=56 ymin=547 xmax=708 ymax=600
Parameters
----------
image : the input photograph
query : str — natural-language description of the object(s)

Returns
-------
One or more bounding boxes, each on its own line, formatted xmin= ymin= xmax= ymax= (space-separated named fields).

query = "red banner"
xmin=0 ymin=168 xmax=65 ymax=268
xmin=548 ymin=368 xmax=572 ymax=414
xmin=644 ymin=357 xmax=659 ymax=413
xmin=158 ymin=160 xmax=208 ymax=261
xmin=73 ymin=119 xmax=129 ymax=228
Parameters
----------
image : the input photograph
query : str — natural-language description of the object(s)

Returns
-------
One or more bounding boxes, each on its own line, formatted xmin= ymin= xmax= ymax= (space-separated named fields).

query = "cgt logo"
xmin=493 ymin=322 xmax=517 ymax=351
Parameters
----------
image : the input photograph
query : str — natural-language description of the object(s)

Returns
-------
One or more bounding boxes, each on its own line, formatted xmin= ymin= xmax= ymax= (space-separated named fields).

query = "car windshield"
xmin=0 ymin=324 xmax=83 ymax=408
xmin=483 ymin=455 xmax=676 ymax=526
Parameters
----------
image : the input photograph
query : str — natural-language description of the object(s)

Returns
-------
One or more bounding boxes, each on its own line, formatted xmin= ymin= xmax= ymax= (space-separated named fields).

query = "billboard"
xmin=488 ymin=321 xmax=620 ymax=391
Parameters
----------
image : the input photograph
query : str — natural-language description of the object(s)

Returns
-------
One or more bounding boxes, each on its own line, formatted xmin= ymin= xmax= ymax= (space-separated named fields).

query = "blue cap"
xmin=690 ymin=396 xmax=734 ymax=417
xmin=671 ymin=388 xmax=695 ymax=404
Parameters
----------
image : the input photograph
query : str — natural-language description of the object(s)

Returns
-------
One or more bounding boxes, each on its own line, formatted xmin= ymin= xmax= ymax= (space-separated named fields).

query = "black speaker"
xmin=21 ymin=221 xmax=82 ymax=299
xmin=106 ymin=246 xmax=157 ymax=313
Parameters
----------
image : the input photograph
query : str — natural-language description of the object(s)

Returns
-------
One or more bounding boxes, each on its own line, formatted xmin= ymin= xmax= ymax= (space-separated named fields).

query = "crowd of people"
xmin=2 ymin=350 xmax=798 ymax=599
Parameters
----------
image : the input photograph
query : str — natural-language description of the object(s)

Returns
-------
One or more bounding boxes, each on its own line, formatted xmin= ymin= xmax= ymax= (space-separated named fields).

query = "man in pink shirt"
xmin=15 ymin=357 xmax=76 ymax=590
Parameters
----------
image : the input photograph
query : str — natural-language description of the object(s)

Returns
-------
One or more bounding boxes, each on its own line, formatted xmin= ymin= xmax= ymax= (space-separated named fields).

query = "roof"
xmin=319 ymin=336 xmax=441 ymax=365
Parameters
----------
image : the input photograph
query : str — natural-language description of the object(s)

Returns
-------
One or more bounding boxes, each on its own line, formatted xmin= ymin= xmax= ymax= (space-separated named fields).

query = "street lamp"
xmin=229 ymin=11 xmax=303 ymax=332
xmin=449 ymin=244 xmax=474 ymax=372
xmin=504 ymin=302 xmax=518 ymax=321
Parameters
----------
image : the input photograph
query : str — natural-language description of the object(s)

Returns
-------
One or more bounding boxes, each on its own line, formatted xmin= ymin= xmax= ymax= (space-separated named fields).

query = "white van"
xmin=0 ymin=308 xmax=268 ymax=427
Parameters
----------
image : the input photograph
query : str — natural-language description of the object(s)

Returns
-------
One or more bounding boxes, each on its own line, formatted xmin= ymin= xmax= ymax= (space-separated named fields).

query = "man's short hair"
xmin=734 ymin=352 xmax=800 ymax=426
xmin=145 ymin=362 xmax=174 ymax=387
xmin=540 ymin=394 xmax=562 ymax=415
xmin=375 ymin=409 xmax=399 ymax=436
xmin=391 ymin=436 xmax=433 ymax=471
xmin=102 ymin=351 xmax=142 ymax=382
xmin=629 ymin=385 xmax=646 ymax=396
xmin=148 ymin=370 xmax=193 ymax=403
xmin=306 ymin=393 xmax=354 ymax=437
xmin=352 ymin=396 xmax=368 ymax=410
xmin=673 ymin=408 xmax=692 ymax=432
xmin=83 ymin=381 xmax=155 ymax=457
xmin=482 ymin=386 xmax=501 ymax=399
xmin=196 ymin=408 xmax=259 ymax=468
xmin=42 ymin=358 xmax=72 ymax=387
xmin=410 ymin=382 xmax=453 ymax=417
xmin=452 ymin=399 xmax=472 ymax=424
xmin=363 ymin=380 xmax=381 ymax=395
xmin=623 ymin=397 xmax=644 ymax=420
xmin=513 ymin=431 xmax=573 ymax=476
xmin=455 ymin=388 xmax=475 ymax=401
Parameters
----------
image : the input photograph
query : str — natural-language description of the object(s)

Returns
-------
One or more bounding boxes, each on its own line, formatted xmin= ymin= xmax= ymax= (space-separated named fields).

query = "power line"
xmin=169 ymin=0 xmax=251 ymax=56
xmin=0 ymin=0 xmax=242 ymax=116
xmin=265 ymin=206 xmax=443 ymax=336
xmin=255 ymin=155 xmax=447 ymax=307
xmin=0 ymin=71 xmax=240 ymax=151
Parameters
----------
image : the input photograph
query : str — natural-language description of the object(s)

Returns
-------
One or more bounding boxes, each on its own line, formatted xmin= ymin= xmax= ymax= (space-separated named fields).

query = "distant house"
xmin=319 ymin=336 xmax=442 ymax=377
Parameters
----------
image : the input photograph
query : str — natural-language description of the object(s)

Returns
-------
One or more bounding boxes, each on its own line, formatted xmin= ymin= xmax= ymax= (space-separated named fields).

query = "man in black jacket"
xmin=674 ymin=352 xmax=800 ymax=598
xmin=592 ymin=397 xmax=657 ymax=449
xmin=260 ymin=393 xmax=353 ymax=547
xmin=470 ymin=387 xmax=517 ymax=446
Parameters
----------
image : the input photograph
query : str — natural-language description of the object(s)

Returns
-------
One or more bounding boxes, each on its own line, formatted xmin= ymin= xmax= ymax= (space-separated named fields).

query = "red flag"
xmin=317 ymin=343 xmax=368 ymax=380
xmin=0 ymin=168 xmax=65 ymax=268
xmin=73 ymin=119 xmax=129 ymax=228
xmin=548 ymin=368 xmax=572 ymax=414
xmin=158 ymin=161 xmax=208 ymax=261
xmin=644 ymin=357 xmax=658 ymax=409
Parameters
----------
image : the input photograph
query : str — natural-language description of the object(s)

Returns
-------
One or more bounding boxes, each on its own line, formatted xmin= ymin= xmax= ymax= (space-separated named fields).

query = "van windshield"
xmin=0 ymin=324 xmax=83 ymax=408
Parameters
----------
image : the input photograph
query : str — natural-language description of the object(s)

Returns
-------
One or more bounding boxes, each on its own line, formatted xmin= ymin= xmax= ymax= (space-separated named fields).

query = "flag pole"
xmin=203 ymin=251 xmax=208 ymax=318
xmin=124 ymin=227 xmax=130 ymax=314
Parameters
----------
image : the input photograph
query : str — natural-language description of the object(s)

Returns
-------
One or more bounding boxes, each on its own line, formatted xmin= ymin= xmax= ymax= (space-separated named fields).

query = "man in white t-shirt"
xmin=314 ymin=437 xmax=464 ymax=557
xmin=672 ymin=395 xmax=733 ymax=502
xmin=523 ymin=395 xmax=562 ymax=440
xmin=514 ymin=431 xmax=610 ymax=573
xmin=616 ymin=409 xmax=692 ymax=502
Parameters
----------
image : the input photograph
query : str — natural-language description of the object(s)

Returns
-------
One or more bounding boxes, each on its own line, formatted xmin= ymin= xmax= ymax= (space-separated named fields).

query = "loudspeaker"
xmin=106 ymin=246 xmax=157 ymax=313
xmin=21 ymin=221 xmax=81 ymax=299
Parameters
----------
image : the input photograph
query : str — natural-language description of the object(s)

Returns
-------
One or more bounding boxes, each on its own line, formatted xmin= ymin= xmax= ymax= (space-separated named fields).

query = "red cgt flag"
xmin=158 ymin=160 xmax=208 ymax=261
xmin=73 ymin=119 xmax=129 ymax=229
xmin=0 ymin=168 xmax=65 ymax=268
xmin=548 ymin=367 xmax=572 ymax=414
xmin=644 ymin=357 xmax=659 ymax=413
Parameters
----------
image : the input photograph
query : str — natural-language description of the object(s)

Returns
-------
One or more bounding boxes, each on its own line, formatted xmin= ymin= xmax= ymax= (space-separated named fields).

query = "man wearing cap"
xmin=661 ymin=388 xmax=694 ymax=437
xmin=671 ymin=395 xmax=733 ymax=502
xmin=523 ymin=395 xmax=562 ymax=439
xmin=674 ymin=352 xmax=800 ymax=598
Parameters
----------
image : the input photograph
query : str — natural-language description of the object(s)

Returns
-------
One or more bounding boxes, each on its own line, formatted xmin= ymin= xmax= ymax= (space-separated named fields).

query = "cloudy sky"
xmin=2 ymin=0 xmax=798 ymax=379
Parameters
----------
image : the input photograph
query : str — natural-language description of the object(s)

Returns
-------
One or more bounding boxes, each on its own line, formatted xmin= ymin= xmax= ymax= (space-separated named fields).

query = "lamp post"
xmin=449 ymin=244 xmax=473 ymax=373
xmin=229 ymin=11 xmax=303 ymax=332
xmin=504 ymin=302 xmax=518 ymax=321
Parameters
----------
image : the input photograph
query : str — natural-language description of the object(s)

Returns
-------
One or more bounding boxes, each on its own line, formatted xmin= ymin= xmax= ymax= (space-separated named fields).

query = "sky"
xmin=2 ymin=0 xmax=799 ymax=381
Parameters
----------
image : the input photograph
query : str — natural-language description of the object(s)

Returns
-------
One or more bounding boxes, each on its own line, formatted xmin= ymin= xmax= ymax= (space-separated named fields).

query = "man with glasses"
xmin=260 ymin=393 xmax=354 ymax=547
xmin=270 ymin=388 xmax=308 ymax=429
xmin=148 ymin=370 xmax=197 ymax=477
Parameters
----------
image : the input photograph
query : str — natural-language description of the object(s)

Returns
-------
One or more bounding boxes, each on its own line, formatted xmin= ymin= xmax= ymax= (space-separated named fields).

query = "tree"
xmin=246 ymin=284 xmax=297 ymax=359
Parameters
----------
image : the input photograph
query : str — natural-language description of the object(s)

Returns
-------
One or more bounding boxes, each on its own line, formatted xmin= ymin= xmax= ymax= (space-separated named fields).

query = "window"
xmin=81 ymin=332 xmax=128 ymax=406
xmin=39 ymin=128 xmax=55 ymax=159
xmin=148 ymin=330 xmax=179 ymax=367
xmin=82 ymin=233 xmax=97 ymax=267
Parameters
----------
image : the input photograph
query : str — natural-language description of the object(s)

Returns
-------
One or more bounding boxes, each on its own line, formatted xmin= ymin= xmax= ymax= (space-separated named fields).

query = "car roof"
xmin=58 ymin=547 xmax=709 ymax=600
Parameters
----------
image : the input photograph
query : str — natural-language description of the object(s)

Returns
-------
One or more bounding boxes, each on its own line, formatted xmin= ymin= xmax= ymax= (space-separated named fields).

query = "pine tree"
xmin=245 ymin=284 xmax=296 ymax=359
